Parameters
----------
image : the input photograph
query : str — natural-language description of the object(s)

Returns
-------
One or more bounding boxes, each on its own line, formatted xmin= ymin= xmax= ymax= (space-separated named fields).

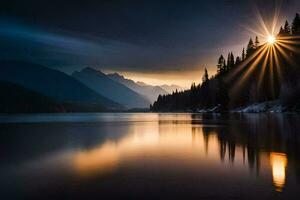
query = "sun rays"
xmin=267 ymin=35 xmax=276 ymax=45
xmin=227 ymin=5 xmax=299 ymax=99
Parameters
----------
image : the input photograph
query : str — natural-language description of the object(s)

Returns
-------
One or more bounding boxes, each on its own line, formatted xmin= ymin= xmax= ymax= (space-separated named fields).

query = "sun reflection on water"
xmin=72 ymin=122 xmax=222 ymax=177
xmin=270 ymin=152 xmax=287 ymax=192
xmin=68 ymin=115 xmax=291 ymax=193
xmin=74 ymin=142 xmax=119 ymax=177
xmin=6 ymin=114 xmax=298 ymax=197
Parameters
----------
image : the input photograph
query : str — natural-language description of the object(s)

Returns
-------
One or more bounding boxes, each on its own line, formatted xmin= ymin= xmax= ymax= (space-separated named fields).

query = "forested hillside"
xmin=151 ymin=13 xmax=300 ymax=112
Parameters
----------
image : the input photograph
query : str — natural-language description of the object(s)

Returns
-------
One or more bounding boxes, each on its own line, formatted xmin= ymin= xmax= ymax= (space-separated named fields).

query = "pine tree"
xmin=230 ymin=52 xmax=235 ymax=67
xmin=246 ymin=38 xmax=254 ymax=56
xmin=190 ymin=82 xmax=196 ymax=90
xmin=223 ymin=59 xmax=226 ymax=70
xmin=242 ymin=48 xmax=246 ymax=60
xmin=279 ymin=26 xmax=284 ymax=35
xmin=190 ymin=82 xmax=197 ymax=108
xmin=157 ymin=94 xmax=162 ymax=102
xmin=227 ymin=53 xmax=231 ymax=71
xmin=292 ymin=13 xmax=300 ymax=35
xmin=255 ymin=36 xmax=259 ymax=48
xmin=202 ymin=68 xmax=209 ymax=84
xmin=217 ymin=55 xmax=226 ymax=74
xmin=284 ymin=20 xmax=291 ymax=35
xmin=227 ymin=52 xmax=235 ymax=70
xmin=235 ymin=56 xmax=241 ymax=65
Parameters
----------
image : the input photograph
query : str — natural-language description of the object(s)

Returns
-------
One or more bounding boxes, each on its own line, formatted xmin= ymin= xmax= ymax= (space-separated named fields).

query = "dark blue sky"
xmin=1 ymin=0 xmax=300 ymax=86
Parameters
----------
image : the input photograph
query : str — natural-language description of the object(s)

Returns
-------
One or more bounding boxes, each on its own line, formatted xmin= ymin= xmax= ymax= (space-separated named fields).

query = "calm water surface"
xmin=0 ymin=113 xmax=300 ymax=199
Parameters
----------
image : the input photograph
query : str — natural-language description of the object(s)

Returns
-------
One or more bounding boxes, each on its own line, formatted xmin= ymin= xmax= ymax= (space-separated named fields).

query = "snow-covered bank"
xmin=196 ymin=105 xmax=221 ymax=113
xmin=231 ymin=101 xmax=287 ymax=113
xmin=194 ymin=100 xmax=299 ymax=113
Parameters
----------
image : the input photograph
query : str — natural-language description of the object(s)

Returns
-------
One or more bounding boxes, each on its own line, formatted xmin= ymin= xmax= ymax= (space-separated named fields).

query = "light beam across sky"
xmin=1 ymin=0 xmax=300 ymax=87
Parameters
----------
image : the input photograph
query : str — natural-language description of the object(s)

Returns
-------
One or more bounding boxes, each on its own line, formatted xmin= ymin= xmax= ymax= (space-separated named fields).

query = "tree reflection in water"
xmin=71 ymin=114 xmax=300 ymax=193
xmin=199 ymin=113 xmax=300 ymax=192
xmin=1 ymin=113 xmax=300 ymax=199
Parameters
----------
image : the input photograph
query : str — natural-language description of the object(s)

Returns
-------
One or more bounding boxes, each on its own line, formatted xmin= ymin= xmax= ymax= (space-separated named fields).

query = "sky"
xmin=1 ymin=0 xmax=300 ymax=87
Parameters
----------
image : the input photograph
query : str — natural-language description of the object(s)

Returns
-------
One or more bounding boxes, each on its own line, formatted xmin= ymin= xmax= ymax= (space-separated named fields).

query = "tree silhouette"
xmin=217 ymin=55 xmax=226 ymax=74
xmin=202 ymin=68 xmax=209 ymax=84
xmin=279 ymin=26 xmax=284 ymax=35
xmin=292 ymin=13 xmax=300 ymax=35
xmin=235 ymin=56 xmax=241 ymax=65
xmin=246 ymin=38 xmax=255 ymax=56
xmin=242 ymin=47 xmax=246 ymax=60
xmin=255 ymin=36 xmax=259 ymax=48
xmin=284 ymin=20 xmax=291 ymax=35
xmin=227 ymin=52 xmax=235 ymax=71
xmin=230 ymin=52 xmax=235 ymax=68
xmin=151 ymin=12 xmax=300 ymax=112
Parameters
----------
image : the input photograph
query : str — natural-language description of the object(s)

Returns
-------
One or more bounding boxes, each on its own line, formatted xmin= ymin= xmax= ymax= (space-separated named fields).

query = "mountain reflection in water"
xmin=0 ymin=113 xmax=299 ymax=199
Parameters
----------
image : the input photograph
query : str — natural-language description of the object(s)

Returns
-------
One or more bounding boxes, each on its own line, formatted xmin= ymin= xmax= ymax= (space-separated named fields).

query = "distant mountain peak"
xmin=106 ymin=71 xmax=183 ymax=101
xmin=159 ymin=84 xmax=183 ymax=93
xmin=107 ymin=72 xmax=127 ymax=80
xmin=136 ymin=81 xmax=148 ymax=86
xmin=110 ymin=72 xmax=124 ymax=78
xmin=80 ymin=67 xmax=104 ymax=74
xmin=73 ymin=67 xmax=109 ymax=79
xmin=72 ymin=68 xmax=150 ymax=108
xmin=0 ymin=60 xmax=121 ymax=110
xmin=107 ymin=72 xmax=168 ymax=103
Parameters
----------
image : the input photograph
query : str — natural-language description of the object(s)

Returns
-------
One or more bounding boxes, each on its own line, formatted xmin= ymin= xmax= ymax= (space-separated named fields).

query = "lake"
xmin=0 ymin=113 xmax=299 ymax=199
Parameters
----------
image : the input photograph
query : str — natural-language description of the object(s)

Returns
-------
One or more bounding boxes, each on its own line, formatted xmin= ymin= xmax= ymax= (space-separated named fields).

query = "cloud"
xmin=0 ymin=22 xmax=218 ymax=74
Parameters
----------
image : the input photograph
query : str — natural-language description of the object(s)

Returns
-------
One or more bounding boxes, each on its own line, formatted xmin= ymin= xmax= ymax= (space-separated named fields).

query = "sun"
xmin=267 ymin=35 xmax=276 ymax=45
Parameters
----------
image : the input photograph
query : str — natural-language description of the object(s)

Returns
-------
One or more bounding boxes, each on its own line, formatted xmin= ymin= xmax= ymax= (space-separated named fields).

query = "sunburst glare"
xmin=267 ymin=35 xmax=276 ymax=45
xmin=227 ymin=4 xmax=298 ymax=99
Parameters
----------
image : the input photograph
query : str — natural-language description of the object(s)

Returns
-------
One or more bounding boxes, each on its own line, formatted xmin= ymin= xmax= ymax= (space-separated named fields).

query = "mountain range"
xmin=0 ymin=60 xmax=179 ymax=113
xmin=107 ymin=73 xmax=168 ymax=102
xmin=0 ymin=80 xmax=64 ymax=113
xmin=0 ymin=61 xmax=121 ymax=111
xmin=72 ymin=68 xmax=150 ymax=108
xmin=159 ymin=84 xmax=183 ymax=94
